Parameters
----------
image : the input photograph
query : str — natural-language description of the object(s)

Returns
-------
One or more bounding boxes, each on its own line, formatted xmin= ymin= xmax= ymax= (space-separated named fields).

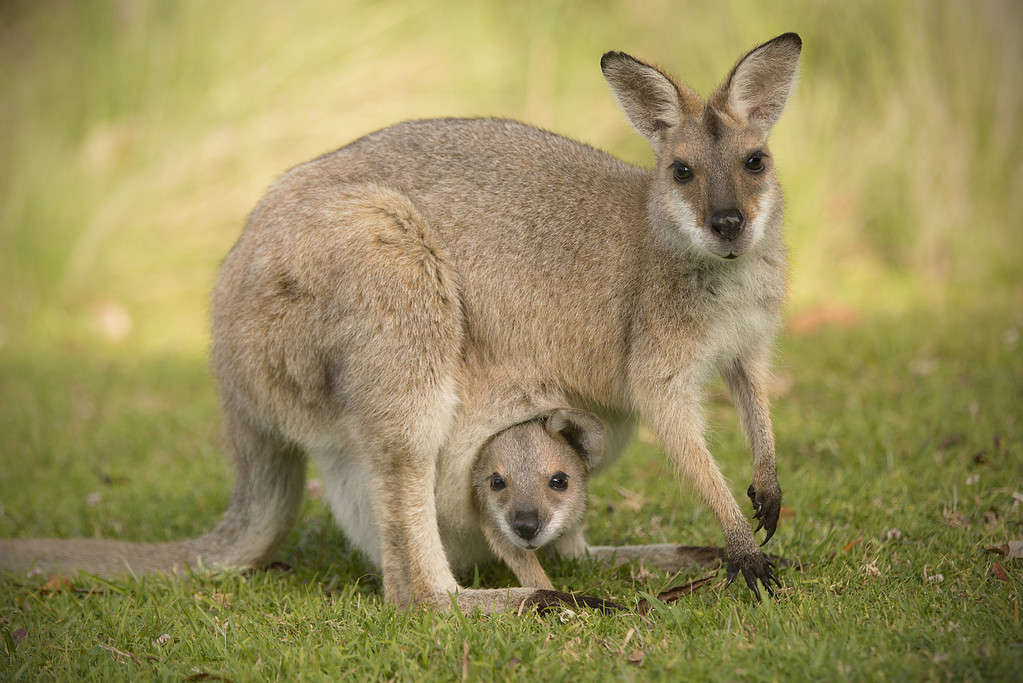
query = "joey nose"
xmin=710 ymin=209 xmax=745 ymax=241
xmin=511 ymin=510 xmax=540 ymax=541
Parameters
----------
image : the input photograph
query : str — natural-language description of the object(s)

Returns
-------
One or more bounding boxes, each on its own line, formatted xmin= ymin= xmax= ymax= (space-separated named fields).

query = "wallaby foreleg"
xmin=723 ymin=355 xmax=782 ymax=544
xmin=636 ymin=386 xmax=779 ymax=600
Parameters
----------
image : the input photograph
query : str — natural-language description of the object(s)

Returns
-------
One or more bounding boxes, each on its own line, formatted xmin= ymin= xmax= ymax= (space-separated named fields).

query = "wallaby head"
xmin=472 ymin=410 xmax=604 ymax=552
xmin=601 ymin=32 xmax=801 ymax=260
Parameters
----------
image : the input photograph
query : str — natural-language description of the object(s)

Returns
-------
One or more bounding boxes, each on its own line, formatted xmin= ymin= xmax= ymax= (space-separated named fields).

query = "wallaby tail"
xmin=0 ymin=415 xmax=306 ymax=578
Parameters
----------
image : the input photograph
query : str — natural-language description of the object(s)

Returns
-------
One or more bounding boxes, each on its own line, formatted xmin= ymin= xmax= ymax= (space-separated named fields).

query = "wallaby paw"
xmin=725 ymin=551 xmax=781 ymax=602
xmin=747 ymin=482 xmax=782 ymax=545
xmin=522 ymin=589 xmax=625 ymax=615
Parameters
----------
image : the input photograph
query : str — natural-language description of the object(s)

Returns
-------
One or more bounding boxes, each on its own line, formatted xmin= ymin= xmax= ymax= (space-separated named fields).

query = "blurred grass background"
xmin=1 ymin=0 xmax=1020 ymax=360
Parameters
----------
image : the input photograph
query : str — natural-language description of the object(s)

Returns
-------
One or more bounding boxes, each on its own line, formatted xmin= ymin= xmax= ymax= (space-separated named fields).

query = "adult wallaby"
xmin=1 ymin=33 xmax=800 ymax=612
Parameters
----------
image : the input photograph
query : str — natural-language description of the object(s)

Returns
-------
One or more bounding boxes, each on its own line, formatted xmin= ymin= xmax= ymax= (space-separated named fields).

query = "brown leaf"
xmin=788 ymin=303 xmax=860 ymax=334
xmin=991 ymin=562 xmax=1009 ymax=582
xmin=985 ymin=544 xmax=1010 ymax=556
xmin=636 ymin=574 xmax=717 ymax=615
xmin=842 ymin=535 xmax=864 ymax=553
xmin=627 ymin=648 xmax=645 ymax=665
xmin=40 ymin=574 xmax=72 ymax=594
xmin=11 ymin=627 xmax=27 ymax=648
xmin=936 ymin=434 xmax=965 ymax=451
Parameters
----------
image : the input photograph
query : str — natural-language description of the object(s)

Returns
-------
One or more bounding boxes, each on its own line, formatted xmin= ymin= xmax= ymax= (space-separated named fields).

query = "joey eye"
xmin=670 ymin=161 xmax=693 ymax=184
xmin=744 ymin=152 xmax=767 ymax=173
xmin=549 ymin=472 xmax=568 ymax=491
xmin=489 ymin=474 xmax=506 ymax=492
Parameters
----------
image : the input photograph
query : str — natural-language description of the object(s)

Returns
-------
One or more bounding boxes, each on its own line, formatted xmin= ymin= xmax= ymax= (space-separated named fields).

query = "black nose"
xmin=511 ymin=510 xmax=540 ymax=541
xmin=710 ymin=209 xmax=744 ymax=241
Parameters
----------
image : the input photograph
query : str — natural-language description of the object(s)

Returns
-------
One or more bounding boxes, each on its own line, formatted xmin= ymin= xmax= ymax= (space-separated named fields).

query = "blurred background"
xmin=1 ymin=0 xmax=1019 ymax=359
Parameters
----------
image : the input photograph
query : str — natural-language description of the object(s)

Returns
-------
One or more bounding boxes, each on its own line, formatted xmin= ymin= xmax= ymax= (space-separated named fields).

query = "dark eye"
xmin=489 ymin=474 xmax=506 ymax=492
xmin=549 ymin=472 xmax=568 ymax=491
xmin=670 ymin=161 xmax=693 ymax=184
xmin=744 ymin=152 xmax=766 ymax=173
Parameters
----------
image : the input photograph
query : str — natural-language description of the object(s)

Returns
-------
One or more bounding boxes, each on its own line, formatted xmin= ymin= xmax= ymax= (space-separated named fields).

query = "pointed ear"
xmin=601 ymin=51 xmax=696 ymax=142
xmin=544 ymin=409 xmax=605 ymax=472
xmin=713 ymin=32 xmax=802 ymax=133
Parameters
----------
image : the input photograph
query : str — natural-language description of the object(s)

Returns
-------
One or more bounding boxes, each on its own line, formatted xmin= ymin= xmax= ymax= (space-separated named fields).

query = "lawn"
xmin=1 ymin=1 xmax=1021 ymax=680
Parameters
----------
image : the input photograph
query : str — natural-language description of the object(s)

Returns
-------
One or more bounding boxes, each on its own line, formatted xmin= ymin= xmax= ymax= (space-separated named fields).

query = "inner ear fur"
xmin=710 ymin=32 xmax=802 ymax=133
xmin=543 ymin=409 xmax=605 ymax=471
xmin=600 ymin=51 xmax=701 ymax=142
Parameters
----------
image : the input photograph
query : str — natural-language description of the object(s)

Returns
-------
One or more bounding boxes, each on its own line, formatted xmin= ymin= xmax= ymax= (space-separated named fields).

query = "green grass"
xmin=2 ymin=304 xmax=1021 ymax=680
xmin=1 ymin=0 xmax=1022 ymax=680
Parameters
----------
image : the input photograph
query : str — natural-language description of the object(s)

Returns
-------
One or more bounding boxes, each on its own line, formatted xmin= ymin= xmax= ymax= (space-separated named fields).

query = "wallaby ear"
xmin=544 ymin=409 xmax=605 ymax=471
xmin=601 ymin=52 xmax=693 ymax=142
xmin=712 ymin=32 xmax=802 ymax=134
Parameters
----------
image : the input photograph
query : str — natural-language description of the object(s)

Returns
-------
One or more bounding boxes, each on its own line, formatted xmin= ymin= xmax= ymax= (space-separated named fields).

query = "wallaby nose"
xmin=511 ymin=510 xmax=540 ymax=541
xmin=710 ymin=209 xmax=745 ymax=241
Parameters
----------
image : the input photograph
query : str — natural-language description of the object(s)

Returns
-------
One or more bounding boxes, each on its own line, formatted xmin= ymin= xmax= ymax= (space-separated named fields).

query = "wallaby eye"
xmin=549 ymin=472 xmax=568 ymax=491
xmin=744 ymin=152 xmax=767 ymax=173
xmin=489 ymin=474 xmax=506 ymax=492
xmin=670 ymin=161 xmax=693 ymax=184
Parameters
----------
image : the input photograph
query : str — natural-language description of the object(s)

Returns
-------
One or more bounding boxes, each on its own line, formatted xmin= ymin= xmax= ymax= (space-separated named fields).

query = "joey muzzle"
xmin=510 ymin=509 xmax=540 ymax=541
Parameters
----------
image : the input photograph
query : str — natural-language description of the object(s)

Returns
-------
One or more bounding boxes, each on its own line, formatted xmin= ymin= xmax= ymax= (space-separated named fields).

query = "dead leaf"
xmin=788 ymin=303 xmax=860 ymax=334
xmin=11 ymin=627 xmax=27 ymax=649
xmin=937 ymin=434 xmax=965 ymax=451
xmin=991 ymin=562 xmax=1010 ymax=582
xmin=842 ymin=535 xmax=864 ymax=553
xmin=40 ymin=574 xmax=72 ymax=594
xmin=627 ymin=648 xmax=645 ymax=665
xmin=636 ymin=574 xmax=717 ymax=615
xmin=1007 ymin=540 xmax=1023 ymax=560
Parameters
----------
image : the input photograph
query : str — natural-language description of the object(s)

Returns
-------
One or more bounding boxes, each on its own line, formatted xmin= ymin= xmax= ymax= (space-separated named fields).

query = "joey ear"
xmin=600 ymin=52 xmax=697 ymax=142
xmin=712 ymin=32 xmax=802 ymax=133
xmin=544 ymin=409 xmax=605 ymax=471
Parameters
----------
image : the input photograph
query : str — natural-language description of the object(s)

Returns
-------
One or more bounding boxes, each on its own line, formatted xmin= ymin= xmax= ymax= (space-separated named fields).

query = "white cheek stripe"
xmin=747 ymin=192 xmax=775 ymax=245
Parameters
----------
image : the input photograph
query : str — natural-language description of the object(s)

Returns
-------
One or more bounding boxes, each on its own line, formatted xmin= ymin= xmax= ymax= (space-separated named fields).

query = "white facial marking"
xmin=746 ymin=190 xmax=777 ymax=247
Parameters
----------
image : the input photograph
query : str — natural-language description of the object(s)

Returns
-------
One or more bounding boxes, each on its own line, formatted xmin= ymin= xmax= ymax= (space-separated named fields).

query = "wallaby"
xmin=471 ymin=411 xmax=602 ymax=591
xmin=1 ymin=33 xmax=800 ymax=612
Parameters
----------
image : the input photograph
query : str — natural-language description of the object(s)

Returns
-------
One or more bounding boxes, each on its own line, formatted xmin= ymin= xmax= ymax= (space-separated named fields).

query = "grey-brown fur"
xmin=0 ymin=34 xmax=801 ymax=611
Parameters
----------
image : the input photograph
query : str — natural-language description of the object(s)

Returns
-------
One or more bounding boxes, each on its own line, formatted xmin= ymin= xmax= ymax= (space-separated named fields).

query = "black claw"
xmin=743 ymin=570 xmax=762 ymax=602
xmin=760 ymin=528 xmax=775 ymax=546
